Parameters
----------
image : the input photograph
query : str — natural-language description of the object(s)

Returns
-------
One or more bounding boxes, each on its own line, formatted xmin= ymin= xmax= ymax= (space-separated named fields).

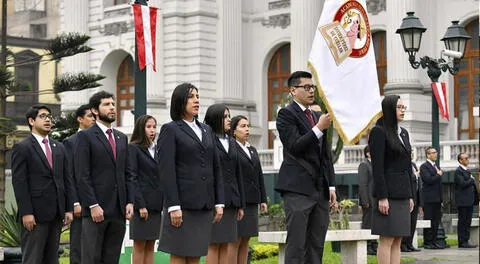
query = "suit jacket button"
xmin=202 ymin=177 xmax=206 ymax=180
xmin=201 ymin=163 xmax=205 ymax=167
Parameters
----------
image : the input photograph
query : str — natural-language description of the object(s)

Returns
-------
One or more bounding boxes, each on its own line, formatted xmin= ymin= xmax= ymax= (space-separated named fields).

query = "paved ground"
xmin=401 ymin=246 xmax=479 ymax=264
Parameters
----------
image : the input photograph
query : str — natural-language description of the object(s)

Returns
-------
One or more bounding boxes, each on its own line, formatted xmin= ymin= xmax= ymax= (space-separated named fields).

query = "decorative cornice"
xmin=366 ymin=0 xmax=386 ymax=16
xmin=215 ymin=99 xmax=257 ymax=111
xmin=101 ymin=21 xmax=133 ymax=36
xmin=163 ymin=10 xmax=218 ymax=19
xmin=254 ymin=13 xmax=290 ymax=29
xmin=268 ymin=0 xmax=290 ymax=10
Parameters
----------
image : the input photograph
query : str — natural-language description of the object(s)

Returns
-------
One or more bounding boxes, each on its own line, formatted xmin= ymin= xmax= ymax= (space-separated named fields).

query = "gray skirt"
xmin=211 ymin=207 xmax=238 ymax=244
xmin=372 ymin=199 xmax=410 ymax=237
xmin=237 ymin=204 xmax=259 ymax=238
xmin=129 ymin=210 xmax=162 ymax=240
xmin=158 ymin=209 xmax=213 ymax=257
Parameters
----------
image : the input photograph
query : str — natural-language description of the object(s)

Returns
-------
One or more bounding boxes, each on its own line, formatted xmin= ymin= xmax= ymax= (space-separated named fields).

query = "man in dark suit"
xmin=420 ymin=146 xmax=445 ymax=249
xmin=275 ymin=71 xmax=336 ymax=264
xmin=12 ymin=104 xmax=74 ymax=264
xmin=454 ymin=153 xmax=478 ymax=248
xmin=63 ymin=104 xmax=95 ymax=264
xmin=401 ymin=161 xmax=423 ymax=252
xmin=75 ymin=91 xmax=134 ymax=264
xmin=358 ymin=145 xmax=377 ymax=255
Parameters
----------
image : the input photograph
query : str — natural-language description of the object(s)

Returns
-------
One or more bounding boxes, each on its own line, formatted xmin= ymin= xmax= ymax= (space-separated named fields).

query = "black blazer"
xmin=157 ymin=120 xmax=224 ymax=210
xmin=215 ymin=137 xmax=245 ymax=208
xmin=236 ymin=143 xmax=267 ymax=204
xmin=368 ymin=125 xmax=414 ymax=199
xmin=127 ymin=144 xmax=163 ymax=212
xmin=63 ymin=133 xmax=80 ymax=205
xmin=358 ymin=158 xmax=373 ymax=207
xmin=275 ymin=103 xmax=335 ymax=199
xmin=420 ymin=161 xmax=442 ymax=203
xmin=454 ymin=166 xmax=478 ymax=207
xmin=11 ymin=135 xmax=75 ymax=223
xmin=74 ymin=123 xmax=134 ymax=217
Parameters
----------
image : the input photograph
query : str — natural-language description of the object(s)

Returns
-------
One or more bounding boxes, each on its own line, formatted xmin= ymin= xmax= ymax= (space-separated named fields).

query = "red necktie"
xmin=106 ymin=129 xmax=116 ymax=160
xmin=42 ymin=138 xmax=53 ymax=168
xmin=305 ymin=109 xmax=315 ymax=127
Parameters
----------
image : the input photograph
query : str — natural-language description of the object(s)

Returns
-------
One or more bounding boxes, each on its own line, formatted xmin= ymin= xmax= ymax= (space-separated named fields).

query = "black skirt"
xmin=372 ymin=198 xmax=411 ymax=237
xmin=158 ymin=209 xmax=213 ymax=257
xmin=237 ymin=204 xmax=259 ymax=238
xmin=211 ymin=207 xmax=238 ymax=244
xmin=129 ymin=210 xmax=162 ymax=240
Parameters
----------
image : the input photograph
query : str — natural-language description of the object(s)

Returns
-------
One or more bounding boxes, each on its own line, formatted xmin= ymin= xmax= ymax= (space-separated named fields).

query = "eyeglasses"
xmin=293 ymin=84 xmax=317 ymax=91
xmin=427 ymin=151 xmax=437 ymax=155
xmin=37 ymin=113 xmax=53 ymax=120
xmin=396 ymin=105 xmax=407 ymax=111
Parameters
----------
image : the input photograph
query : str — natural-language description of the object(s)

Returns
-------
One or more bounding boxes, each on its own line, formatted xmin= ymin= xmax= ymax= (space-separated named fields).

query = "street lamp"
xmin=396 ymin=12 xmax=471 ymax=166
xmin=396 ymin=12 xmax=471 ymax=249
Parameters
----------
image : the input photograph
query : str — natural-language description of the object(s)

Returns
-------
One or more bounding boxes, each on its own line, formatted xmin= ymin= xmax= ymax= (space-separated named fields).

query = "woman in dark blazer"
xmin=230 ymin=115 xmax=267 ymax=264
xmin=157 ymin=83 xmax=225 ymax=264
xmin=368 ymin=95 xmax=414 ymax=264
xmin=127 ymin=115 xmax=162 ymax=264
xmin=204 ymin=104 xmax=245 ymax=264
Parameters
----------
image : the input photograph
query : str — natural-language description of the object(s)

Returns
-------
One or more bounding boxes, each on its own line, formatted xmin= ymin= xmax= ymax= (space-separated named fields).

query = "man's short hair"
xmin=425 ymin=146 xmax=436 ymax=157
xmin=287 ymin=71 xmax=312 ymax=87
xmin=457 ymin=152 xmax=468 ymax=162
xmin=89 ymin=91 xmax=114 ymax=111
xmin=25 ymin=104 xmax=51 ymax=130
xmin=75 ymin=104 xmax=91 ymax=119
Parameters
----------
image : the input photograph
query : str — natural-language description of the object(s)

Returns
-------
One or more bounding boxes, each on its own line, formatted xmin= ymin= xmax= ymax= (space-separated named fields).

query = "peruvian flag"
xmin=431 ymin=82 xmax=449 ymax=120
xmin=132 ymin=4 xmax=157 ymax=71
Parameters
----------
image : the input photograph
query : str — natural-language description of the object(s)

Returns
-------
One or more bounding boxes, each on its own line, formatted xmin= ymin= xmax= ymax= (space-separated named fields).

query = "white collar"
xmin=32 ymin=132 xmax=48 ymax=145
xmin=294 ymin=100 xmax=309 ymax=112
xmin=459 ymin=164 xmax=469 ymax=171
xmin=96 ymin=121 xmax=112 ymax=134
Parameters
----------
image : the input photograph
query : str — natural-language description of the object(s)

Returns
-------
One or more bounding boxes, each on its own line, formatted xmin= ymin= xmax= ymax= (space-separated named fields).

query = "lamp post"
xmin=134 ymin=0 xmax=149 ymax=120
xmin=396 ymin=12 xmax=471 ymax=249
xmin=396 ymin=12 xmax=471 ymax=167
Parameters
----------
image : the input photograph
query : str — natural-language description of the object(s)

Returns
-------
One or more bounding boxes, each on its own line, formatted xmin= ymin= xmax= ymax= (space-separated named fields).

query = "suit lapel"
xmin=215 ymin=137 xmax=228 ymax=156
xmin=237 ymin=142 xmax=253 ymax=165
xmin=139 ymin=145 xmax=157 ymax=163
xmin=92 ymin=124 xmax=115 ymax=162
xmin=176 ymin=120 xmax=203 ymax=147
xmin=50 ymin=139 xmax=58 ymax=173
xmin=30 ymin=135 xmax=51 ymax=171
xmin=290 ymin=103 xmax=312 ymax=130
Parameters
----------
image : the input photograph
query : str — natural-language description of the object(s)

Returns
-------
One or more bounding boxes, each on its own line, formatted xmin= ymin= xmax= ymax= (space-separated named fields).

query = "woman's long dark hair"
xmin=130 ymin=115 xmax=157 ymax=148
xmin=378 ymin=95 xmax=403 ymax=153
xmin=170 ymin=83 xmax=198 ymax=121
xmin=204 ymin=104 xmax=229 ymax=136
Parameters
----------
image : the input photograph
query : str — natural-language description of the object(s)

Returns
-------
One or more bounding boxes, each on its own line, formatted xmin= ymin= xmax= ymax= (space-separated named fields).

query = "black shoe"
xmin=433 ymin=242 xmax=447 ymax=249
xmin=423 ymin=243 xmax=440 ymax=249
xmin=401 ymin=245 xmax=412 ymax=252
xmin=407 ymin=245 xmax=421 ymax=252
xmin=459 ymin=243 xmax=477 ymax=248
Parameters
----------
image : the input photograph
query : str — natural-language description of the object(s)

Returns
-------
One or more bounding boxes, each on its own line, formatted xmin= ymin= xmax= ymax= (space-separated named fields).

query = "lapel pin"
xmin=53 ymin=143 xmax=56 ymax=147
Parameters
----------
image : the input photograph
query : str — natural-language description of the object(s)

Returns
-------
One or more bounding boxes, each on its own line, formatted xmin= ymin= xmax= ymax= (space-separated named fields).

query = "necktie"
xmin=42 ymin=138 xmax=53 ymax=168
xmin=305 ymin=109 xmax=315 ymax=127
xmin=106 ymin=129 xmax=116 ymax=160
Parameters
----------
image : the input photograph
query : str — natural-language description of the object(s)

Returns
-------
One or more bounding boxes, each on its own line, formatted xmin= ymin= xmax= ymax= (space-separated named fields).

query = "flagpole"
xmin=134 ymin=0 xmax=148 ymax=121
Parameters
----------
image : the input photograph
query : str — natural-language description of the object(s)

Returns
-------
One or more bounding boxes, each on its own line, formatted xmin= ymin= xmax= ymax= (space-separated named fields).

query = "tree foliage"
xmin=53 ymin=72 xmax=105 ymax=94
xmin=50 ymin=112 xmax=78 ymax=142
xmin=47 ymin=33 xmax=93 ymax=62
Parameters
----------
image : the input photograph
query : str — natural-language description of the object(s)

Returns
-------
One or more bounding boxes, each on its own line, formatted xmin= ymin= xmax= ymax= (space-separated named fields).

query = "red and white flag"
xmin=431 ymin=82 xmax=449 ymax=120
xmin=132 ymin=4 xmax=157 ymax=71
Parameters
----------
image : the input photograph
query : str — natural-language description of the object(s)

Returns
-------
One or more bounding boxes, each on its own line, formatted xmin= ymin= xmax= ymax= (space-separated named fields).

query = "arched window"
xmin=116 ymin=56 xmax=135 ymax=126
xmin=372 ymin=31 xmax=387 ymax=95
xmin=454 ymin=19 xmax=479 ymax=139
xmin=268 ymin=43 xmax=290 ymax=148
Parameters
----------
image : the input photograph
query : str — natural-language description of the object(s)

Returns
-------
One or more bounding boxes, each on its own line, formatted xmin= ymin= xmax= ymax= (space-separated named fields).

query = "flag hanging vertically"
xmin=308 ymin=0 xmax=382 ymax=144
xmin=431 ymin=82 xmax=449 ymax=120
xmin=132 ymin=4 xmax=158 ymax=71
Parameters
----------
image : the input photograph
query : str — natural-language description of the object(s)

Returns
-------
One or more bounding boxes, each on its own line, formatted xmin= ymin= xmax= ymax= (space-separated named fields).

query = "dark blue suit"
xmin=12 ymin=134 xmax=74 ymax=264
xmin=454 ymin=166 xmax=478 ymax=245
xmin=420 ymin=161 xmax=443 ymax=246
xmin=75 ymin=123 xmax=134 ymax=264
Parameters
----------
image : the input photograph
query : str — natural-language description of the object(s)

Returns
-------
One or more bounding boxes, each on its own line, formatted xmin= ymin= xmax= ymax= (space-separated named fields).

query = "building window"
xmin=454 ymin=19 xmax=479 ymax=140
xmin=116 ymin=56 xmax=135 ymax=126
xmin=30 ymin=24 xmax=47 ymax=38
xmin=114 ymin=0 xmax=129 ymax=5
xmin=372 ymin=31 xmax=387 ymax=95
xmin=267 ymin=43 xmax=290 ymax=148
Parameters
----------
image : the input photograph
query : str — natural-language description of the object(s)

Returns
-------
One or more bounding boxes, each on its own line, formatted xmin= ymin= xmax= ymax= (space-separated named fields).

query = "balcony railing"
xmin=258 ymin=140 xmax=479 ymax=173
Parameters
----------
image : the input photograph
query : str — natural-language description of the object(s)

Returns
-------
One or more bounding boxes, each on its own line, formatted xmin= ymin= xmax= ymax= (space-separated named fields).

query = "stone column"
xmin=61 ymin=0 xmax=89 ymax=73
xmin=384 ymin=0 xmax=423 ymax=95
xmin=219 ymin=0 xmax=243 ymax=100
xmin=290 ymin=0 xmax=323 ymax=72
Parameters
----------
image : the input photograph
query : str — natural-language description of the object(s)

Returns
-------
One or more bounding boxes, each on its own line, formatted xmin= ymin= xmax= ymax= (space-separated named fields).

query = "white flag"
xmin=308 ymin=0 xmax=382 ymax=144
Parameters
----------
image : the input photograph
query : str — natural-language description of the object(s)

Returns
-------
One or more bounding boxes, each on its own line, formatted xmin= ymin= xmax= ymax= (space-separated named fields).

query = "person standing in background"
xmin=231 ymin=115 xmax=267 ymax=264
xmin=128 ymin=115 xmax=164 ymax=264
xmin=454 ymin=153 xmax=478 ymax=248
xmin=204 ymin=104 xmax=245 ymax=264
xmin=63 ymin=104 xmax=95 ymax=264
xmin=401 ymin=160 xmax=423 ymax=252
xmin=420 ymin=147 xmax=445 ymax=249
xmin=358 ymin=145 xmax=377 ymax=255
